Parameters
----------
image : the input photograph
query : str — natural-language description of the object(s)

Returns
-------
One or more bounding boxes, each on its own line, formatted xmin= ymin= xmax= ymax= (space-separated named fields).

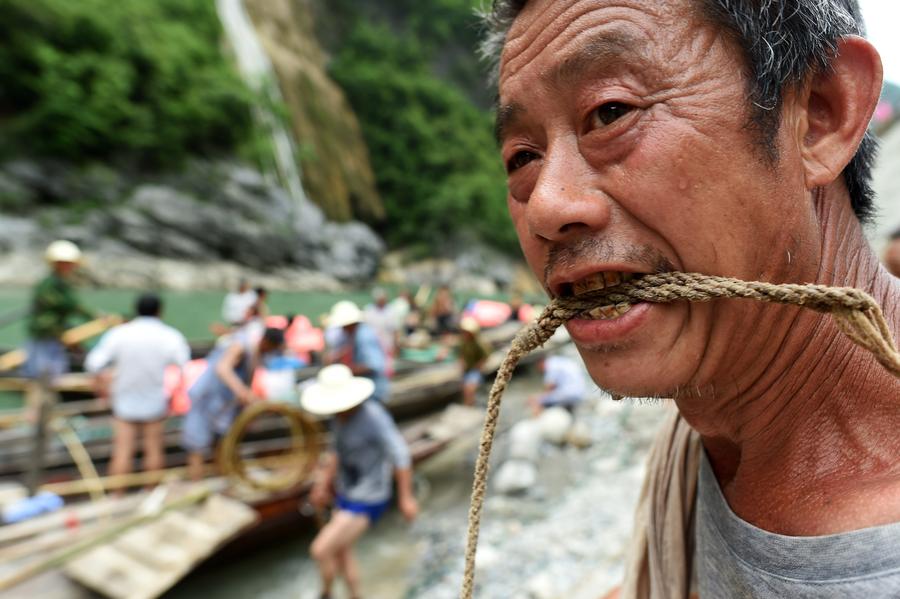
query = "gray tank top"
xmin=695 ymin=452 xmax=900 ymax=598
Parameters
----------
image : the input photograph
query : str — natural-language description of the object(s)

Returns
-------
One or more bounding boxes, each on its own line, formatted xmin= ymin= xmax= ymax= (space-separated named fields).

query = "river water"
xmin=168 ymin=346 xmax=668 ymax=599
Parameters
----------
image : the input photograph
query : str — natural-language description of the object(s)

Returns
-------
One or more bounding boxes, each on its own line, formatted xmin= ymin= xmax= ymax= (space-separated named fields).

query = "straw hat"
xmin=460 ymin=316 xmax=480 ymax=333
xmin=327 ymin=300 xmax=363 ymax=328
xmin=300 ymin=364 xmax=374 ymax=415
xmin=44 ymin=240 xmax=82 ymax=264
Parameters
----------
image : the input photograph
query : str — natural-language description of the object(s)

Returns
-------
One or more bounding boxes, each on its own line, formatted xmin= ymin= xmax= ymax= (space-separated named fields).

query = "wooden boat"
xmin=0 ymin=320 xmax=566 ymax=480
xmin=0 ymin=403 xmax=487 ymax=598
xmin=0 ymin=302 xmax=572 ymax=598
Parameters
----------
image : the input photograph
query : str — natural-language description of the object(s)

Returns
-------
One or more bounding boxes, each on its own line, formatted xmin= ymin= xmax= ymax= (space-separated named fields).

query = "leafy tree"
xmin=328 ymin=7 xmax=516 ymax=253
xmin=0 ymin=0 xmax=255 ymax=166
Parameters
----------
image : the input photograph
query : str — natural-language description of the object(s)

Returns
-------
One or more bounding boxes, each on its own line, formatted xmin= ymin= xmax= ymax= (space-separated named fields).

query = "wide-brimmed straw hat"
xmin=300 ymin=364 xmax=374 ymax=416
xmin=44 ymin=240 xmax=83 ymax=264
xmin=326 ymin=300 xmax=363 ymax=328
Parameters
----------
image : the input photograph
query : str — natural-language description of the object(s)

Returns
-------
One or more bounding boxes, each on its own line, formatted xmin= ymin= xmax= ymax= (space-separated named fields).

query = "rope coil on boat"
xmin=218 ymin=401 xmax=321 ymax=492
xmin=460 ymin=272 xmax=900 ymax=599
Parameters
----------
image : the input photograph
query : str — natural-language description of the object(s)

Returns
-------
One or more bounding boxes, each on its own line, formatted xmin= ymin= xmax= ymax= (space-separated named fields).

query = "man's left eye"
xmin=591 ymin=102 xmax=634 ymax=127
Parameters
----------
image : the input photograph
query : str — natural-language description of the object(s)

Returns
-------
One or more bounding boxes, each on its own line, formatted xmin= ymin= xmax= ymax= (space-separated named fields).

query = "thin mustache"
xmin=543 ymin=237 xmax=675 ymax=290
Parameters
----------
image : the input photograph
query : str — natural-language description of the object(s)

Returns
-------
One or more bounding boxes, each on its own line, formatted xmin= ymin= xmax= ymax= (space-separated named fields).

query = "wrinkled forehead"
xmin=498 ymin=0 xmax=698 ymax=90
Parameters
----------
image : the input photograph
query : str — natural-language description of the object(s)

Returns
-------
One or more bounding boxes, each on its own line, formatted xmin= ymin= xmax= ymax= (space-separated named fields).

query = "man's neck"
xmin=682 ymin=188 xmax=900 ymax=535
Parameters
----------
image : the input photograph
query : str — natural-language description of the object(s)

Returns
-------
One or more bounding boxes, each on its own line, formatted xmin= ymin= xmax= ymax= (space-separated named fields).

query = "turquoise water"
xmin=0 ymin=287 xmax=370 ymax=410
xmin=0 ymin=287 xmax=376 ymax=347
xmin=0 ymin=285 xmax=536 ymax=347
xmin=0 ymin=284 xmax=535 ymax=408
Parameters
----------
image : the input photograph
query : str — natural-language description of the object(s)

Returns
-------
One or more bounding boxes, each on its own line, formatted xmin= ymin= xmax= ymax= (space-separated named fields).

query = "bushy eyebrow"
xmin=548 ymin=30 xmax=645 ymax=88
xmin=495 ymin=30 xmax=646 ymax=144
xmin=494 ymin=102 xmax=526 ymax=144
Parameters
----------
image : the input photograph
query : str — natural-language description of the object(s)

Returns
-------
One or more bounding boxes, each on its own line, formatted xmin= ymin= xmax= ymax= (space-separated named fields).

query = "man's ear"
xmin=796 ymin=36 xmax=883 ymax=190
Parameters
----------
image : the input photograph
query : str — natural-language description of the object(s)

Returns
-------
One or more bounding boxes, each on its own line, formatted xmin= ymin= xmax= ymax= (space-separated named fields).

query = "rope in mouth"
xmin=460 ymin=272 xmax=900 ymax=599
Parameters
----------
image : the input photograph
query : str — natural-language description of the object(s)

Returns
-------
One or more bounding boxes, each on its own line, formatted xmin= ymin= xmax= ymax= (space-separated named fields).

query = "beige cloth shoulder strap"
xmin=621 ymin=408 xmax=702 ymax=599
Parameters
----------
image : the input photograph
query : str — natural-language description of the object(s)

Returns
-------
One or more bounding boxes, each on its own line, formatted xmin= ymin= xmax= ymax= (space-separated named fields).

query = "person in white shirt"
xmin=221 ymin=279 xmax=257 ymax=326
xmin=530 ymin=354 xmax=587 ymax=416
xmin=363 ymin=288 xmax=398 ymax=357
xmin=86 ymin=293 xmax=190 ymax=481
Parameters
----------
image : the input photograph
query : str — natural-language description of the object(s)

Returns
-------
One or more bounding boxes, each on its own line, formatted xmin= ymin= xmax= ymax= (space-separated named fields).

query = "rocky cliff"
xmin=0 ymin=160 xmax=383 ymax=290
xmin=243 ymin=0 xmax=383 ymax=223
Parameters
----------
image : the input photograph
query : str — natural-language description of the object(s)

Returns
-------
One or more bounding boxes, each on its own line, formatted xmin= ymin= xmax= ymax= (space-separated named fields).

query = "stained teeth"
xmin=587 ymin=304 xmax=616 ymax=319
xmin=586 ymin=302 xmax=633 ymax=320
xmin=573 ymin=273 xmax=607 ymax=296
xmin=571 ymin=271 xmax=635 ymax=296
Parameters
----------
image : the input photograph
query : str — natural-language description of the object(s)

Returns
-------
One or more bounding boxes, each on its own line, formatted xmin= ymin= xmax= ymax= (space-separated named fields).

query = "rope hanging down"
xmin=460 ymin=272 xmax=900 ymax=599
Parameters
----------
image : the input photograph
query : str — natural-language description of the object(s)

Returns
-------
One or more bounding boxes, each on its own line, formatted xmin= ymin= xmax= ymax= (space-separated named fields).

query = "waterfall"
xmin=215 ymin=0 xmax=309 ymax=208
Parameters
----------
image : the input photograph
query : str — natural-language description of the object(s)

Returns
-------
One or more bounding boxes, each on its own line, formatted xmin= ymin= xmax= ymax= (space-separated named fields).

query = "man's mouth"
xmin=557 ymin=271 xmax=642 ymax=320
xmin=551 ymin=269 xmax=656 ymax=345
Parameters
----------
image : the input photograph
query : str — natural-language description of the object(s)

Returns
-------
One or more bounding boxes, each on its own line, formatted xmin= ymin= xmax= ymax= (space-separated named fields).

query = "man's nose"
xmin=525 ymin=144 xmax=612 ymax=242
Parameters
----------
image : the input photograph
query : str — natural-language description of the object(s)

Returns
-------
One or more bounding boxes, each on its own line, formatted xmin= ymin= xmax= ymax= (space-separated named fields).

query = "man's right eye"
xmin=506 ymin=150 xmax=539 ymax=173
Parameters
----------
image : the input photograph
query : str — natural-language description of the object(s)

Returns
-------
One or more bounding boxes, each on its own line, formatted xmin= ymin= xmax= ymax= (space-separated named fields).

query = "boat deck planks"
xmin=63 ymin=494 xmax=257 ymax=599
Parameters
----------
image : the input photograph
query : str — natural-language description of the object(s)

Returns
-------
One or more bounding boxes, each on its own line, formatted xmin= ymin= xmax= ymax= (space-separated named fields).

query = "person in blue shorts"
xmin=302 ymin=364 xmax=418 ymax=599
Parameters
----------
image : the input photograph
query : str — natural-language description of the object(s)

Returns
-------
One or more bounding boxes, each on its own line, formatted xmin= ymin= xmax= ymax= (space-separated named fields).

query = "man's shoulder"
xmin=128 ymin=318 xmax=188 ymax=344
xmin=362 ymin=399 xmax=393 ymax=422
xmin=356 ymin=323 xmax=380 ymax=342
xmin=157 ymin=321 xmax=189 ymax=345
xmin=152 ymin=319 xmax=184 ymax=335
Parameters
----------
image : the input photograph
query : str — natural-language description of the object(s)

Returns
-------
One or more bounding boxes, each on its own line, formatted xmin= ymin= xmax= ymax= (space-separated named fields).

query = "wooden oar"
xmin=60 ymin=316 xmax=122 ymax=345
xmin=0 ymin=316 xmax=122 ymax=373
xmin=0 ymin=350 xmax=27 ymax=373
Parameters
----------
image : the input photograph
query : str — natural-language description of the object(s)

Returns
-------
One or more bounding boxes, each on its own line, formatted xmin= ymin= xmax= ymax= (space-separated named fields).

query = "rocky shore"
xmin=404 ymin=398 xmax=667 ymax=599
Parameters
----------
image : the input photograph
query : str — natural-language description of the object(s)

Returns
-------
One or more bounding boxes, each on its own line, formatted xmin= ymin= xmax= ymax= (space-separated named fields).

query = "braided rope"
xmin=460 ymin=272 xmax=900 ymax=598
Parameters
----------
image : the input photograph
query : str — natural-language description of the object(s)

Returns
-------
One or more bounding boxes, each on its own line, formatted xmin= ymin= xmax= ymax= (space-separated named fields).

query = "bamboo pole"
xmin=0 ymin=519 xmax=104 ymax=563
xmin=0 ymin=398 xmax=109 ymax=428
xmin=0 ymin=485 xmax=210 ymax=592
xmin=53 ymin=420 xmax=106 ymax=504
xmin=0 ymin=316 xmax=121 ymax=373
xmin=24 ymin=381 xmax=53 ymax=496
xmin=59 ymin=316 xmax=122 ymax=346
xmin=0 ymin=495 xmax=144 ymax=547
xmin=39 ymin=466 xmax=209 ymax=497
xmin=36 ymin=452 xmax=307 ymax=497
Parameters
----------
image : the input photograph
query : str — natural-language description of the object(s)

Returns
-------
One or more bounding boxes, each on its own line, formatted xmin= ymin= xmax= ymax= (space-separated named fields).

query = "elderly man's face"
xmin=498 ymin=0 xmax=817 ymax=397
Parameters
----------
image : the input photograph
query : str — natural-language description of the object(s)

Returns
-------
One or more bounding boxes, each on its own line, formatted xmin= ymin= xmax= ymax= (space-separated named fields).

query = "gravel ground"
xmin=403 ymin=397 xmax=668 ymax=599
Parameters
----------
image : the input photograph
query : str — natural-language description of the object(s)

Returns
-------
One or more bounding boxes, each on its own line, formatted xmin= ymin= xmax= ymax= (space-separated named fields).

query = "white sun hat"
xmin=327 ymin=300 xmax=363 ymax=328
xmin=44 ymin=240 xmax=83 ymax=264
xmin=300 ymin=364 xmax=374 ymax=416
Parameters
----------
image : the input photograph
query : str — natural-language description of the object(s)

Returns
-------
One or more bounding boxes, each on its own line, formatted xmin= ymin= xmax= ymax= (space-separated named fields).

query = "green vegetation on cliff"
xmin=0 ymin=0 xmax=516 ymax=255
xmin=0 ymin=0 xmax=255 ymax=166
xmin=325 ymin=0 xmax=517 ymax=253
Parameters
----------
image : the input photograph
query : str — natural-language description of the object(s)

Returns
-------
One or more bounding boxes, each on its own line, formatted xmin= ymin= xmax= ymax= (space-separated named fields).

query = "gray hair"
xmin=479 ymin=0 xmax=878 ymax=221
